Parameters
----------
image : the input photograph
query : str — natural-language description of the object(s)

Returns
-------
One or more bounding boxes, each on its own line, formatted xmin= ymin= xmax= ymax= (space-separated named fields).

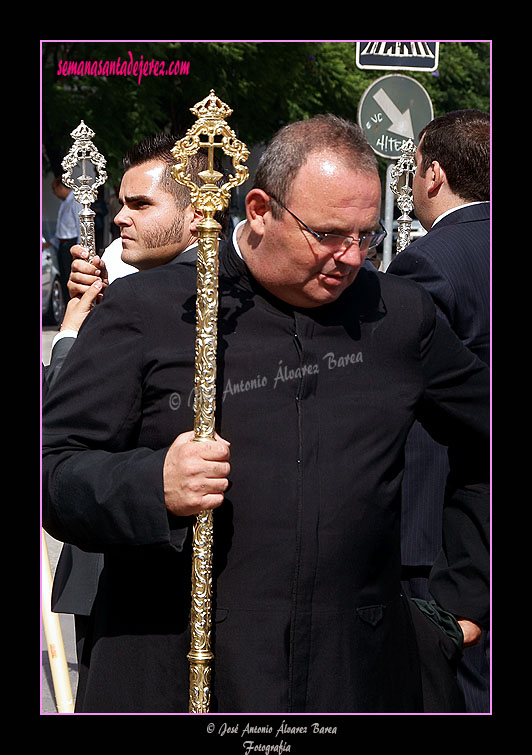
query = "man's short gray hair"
xmin=253 ymin=114 xmax=378 ymax=218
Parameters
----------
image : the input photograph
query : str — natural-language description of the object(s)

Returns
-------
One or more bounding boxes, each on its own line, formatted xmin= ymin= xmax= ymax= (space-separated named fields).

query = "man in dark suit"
xmin=387 ymin=109 xmax=490 ymax=711
xmin=46 ymin=134 xmax=227 ymax=662
xmin=42 ymin=115 xmax=489 ymax=713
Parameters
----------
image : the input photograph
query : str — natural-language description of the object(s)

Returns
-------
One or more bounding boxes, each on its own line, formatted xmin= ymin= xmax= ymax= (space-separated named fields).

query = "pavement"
xmin=42 ymin=327 xmax=79 ymax=714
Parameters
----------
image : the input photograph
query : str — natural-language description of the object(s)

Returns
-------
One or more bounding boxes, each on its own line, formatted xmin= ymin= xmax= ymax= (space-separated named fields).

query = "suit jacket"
xmin=42 ymin=240 xmax=489 ymax=713
xmin=44 ymin=336 xmax=76 ymax=390
xmin=387 ymin=202 xmax=490 ymax=566
xmin=49 ymin=246 xmax=198 ymax=616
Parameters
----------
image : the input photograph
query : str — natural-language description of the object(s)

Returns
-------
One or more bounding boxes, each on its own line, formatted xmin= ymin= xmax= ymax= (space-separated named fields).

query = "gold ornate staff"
xmin=171 ymin=90 xmax=249 ymax=713
xmin=61 ymin=120 xmax=107 ymax=261
xmin=389 ymin=138 xmax=417 ymax=253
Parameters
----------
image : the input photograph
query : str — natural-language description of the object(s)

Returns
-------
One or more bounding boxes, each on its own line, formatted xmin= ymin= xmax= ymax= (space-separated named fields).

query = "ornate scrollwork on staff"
xmin=172 ymin=91 xmax=249 ymax=442
xmin=172 ymin=90 xmax=249 ymax=713
xmin=61 ymin=121 xmax=107 ymax=261
xmin=389 ymin=138 xmax=417 ymax=254
xmin=187 ymin=511 xmax=215 ymax=712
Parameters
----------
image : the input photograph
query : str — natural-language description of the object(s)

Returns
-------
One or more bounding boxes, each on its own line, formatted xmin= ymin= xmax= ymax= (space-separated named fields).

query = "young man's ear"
xmin=427 ymin=161 xmax=446 ymax=196
xmin=188 ymin=206 xmax=204 ymax=232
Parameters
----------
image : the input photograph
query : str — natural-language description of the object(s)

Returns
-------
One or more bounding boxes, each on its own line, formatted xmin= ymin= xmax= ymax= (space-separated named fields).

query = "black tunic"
xmin=42 ymin=241 xmax=489 ymax=713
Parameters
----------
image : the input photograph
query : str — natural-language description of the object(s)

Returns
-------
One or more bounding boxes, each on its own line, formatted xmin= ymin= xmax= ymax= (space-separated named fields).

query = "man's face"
xmin=246 ymin=152 xmax=382 ymax=308
xmin=114 ymin=159 xmax=191 ymax=270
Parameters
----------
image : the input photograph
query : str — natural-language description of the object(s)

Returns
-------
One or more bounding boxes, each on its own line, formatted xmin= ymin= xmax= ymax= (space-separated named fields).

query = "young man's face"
xmin=114 ymin=160 xmax=193 ymax=270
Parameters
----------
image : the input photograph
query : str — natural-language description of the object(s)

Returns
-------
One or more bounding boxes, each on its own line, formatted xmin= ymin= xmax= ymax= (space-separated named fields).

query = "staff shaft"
xmin=79 ymin=206 xmax=97 ymax=261
xmin=188 ymin=219 xmax=220 ymax=713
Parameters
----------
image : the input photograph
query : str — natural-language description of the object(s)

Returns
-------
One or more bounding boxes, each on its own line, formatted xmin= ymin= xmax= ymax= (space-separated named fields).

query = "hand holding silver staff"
xmin=61 ymin=121 xmax=107 ymax=261
xmin=42 ymin=121 xmax=107 ymax=715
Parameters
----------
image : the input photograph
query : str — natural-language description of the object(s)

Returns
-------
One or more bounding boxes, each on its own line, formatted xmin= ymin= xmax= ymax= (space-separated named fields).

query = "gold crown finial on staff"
xmin=172 ymin=91 xmax=249 ymax=443
xmin=61 ymin=121 xmax=107 ymax=261
xmin=389 ymin=138 xmax=417 ymax=254
xmin=171 ymin=90 xmax=249 ymax=222
xmin=171 ymin=91 xmax=249 ymax=715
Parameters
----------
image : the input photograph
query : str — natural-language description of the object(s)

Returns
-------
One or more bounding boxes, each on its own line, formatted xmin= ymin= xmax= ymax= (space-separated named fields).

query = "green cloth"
xmin=411 ymin=599 xmax=464 ymax=654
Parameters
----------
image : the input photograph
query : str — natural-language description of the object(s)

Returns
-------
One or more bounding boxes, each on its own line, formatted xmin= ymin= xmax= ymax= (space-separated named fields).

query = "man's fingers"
xmin=70 ymin=245 xmax=104 ymax=267
xmin=68 ymin=258 xmax=108 ymax=298
xmin=183 ymin=457 xmax=231 ymax=485
xmin=204 ymin=461 xmax=231 ymax=479
xmin=193 ymin=433 xmax=231 ymax=461
xmin=198 ymin=494 xmax=226 ymax=511
xmin=80 ymin=279 xmax=104 ymax=307
xmin=71 ymin=258 xmax=102 ymax=276
xmin=60 ymin=279 xmax=102 ymax=331
xmin=70 ymin=272 xmax=100 ymax=288
xmin=70 ymin=244 xmax=89 ymax=260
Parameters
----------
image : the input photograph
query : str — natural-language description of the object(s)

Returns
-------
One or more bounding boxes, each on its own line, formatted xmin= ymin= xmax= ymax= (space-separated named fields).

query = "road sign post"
xmin=358 ymin=74 xmax=433 ymax=269
xmin=358 ymin=74 xmax=433 ymax=160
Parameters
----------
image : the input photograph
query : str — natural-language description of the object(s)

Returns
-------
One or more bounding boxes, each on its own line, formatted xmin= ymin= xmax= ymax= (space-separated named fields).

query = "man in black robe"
xmin=42 ymin=115 xmax=489 ymax=713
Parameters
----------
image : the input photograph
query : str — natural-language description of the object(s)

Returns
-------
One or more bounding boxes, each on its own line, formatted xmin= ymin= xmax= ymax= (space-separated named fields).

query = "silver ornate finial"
xmin=61 ymin=121 xmax=107 ymax=260
xmin=389 ymin=138 xmax=417 ymax=254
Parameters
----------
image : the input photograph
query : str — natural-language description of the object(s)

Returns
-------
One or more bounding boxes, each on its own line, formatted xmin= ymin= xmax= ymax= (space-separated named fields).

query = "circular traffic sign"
xmin=358 ymin=74 xmax=434 ymax=159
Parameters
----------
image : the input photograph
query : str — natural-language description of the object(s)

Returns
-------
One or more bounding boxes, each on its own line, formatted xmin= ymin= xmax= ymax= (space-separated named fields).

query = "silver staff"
xmin=61 ymin=121 xmax=107 ymax=261
xmin=389 ymin=138 xmax=417 ymax=254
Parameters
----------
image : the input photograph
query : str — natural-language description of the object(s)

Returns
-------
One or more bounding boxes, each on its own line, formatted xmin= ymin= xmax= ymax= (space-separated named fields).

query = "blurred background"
xmin=42 ymin=40 xmax=490 ymax=255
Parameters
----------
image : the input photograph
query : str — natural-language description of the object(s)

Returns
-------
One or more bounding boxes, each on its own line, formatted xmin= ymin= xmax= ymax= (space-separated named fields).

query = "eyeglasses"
xmin=269 ymin=194 xmax=387 ymax=252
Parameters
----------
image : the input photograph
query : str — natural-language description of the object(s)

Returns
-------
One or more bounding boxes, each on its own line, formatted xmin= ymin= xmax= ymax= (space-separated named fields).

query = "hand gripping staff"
xmin=61 ymin=120 xmax=108 ymax=262
xmin=171 ymin=91 xmax=249 ymax=713
xmin=389 ymin=137 xmax=417 ymax=254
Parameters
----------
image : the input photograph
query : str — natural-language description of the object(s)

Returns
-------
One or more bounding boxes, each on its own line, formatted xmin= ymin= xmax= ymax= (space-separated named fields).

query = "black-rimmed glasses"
xmin=269 ymin=194 xmax=387 ymax=252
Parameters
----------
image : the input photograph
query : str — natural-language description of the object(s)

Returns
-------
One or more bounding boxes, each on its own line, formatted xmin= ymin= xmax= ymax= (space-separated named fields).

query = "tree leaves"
xmin=42 ymin=41 xmax=490 ymax=187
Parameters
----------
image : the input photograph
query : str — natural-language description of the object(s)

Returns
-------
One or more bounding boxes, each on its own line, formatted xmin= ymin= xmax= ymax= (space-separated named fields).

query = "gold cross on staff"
xmin=189 ymin=88 xmax=236 ymax=174
xmin=171 ymin=90 xmax=249 ymax=216
xmin=196 ymin=129 xmax=225 ymax=183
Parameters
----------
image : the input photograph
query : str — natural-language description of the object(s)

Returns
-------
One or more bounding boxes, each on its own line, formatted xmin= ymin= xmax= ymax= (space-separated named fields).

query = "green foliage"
xmin=398 ymin=42 xmax=490 ymax=115
xmin=42 ymin=41 xmax=490 ymax=187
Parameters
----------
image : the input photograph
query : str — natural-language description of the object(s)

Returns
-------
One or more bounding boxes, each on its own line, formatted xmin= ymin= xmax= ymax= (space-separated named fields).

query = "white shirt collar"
xmin=232 ymin=219 xmax=247 ymax=259
xmin=431 ymin=201 xmax=489 ymax=229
